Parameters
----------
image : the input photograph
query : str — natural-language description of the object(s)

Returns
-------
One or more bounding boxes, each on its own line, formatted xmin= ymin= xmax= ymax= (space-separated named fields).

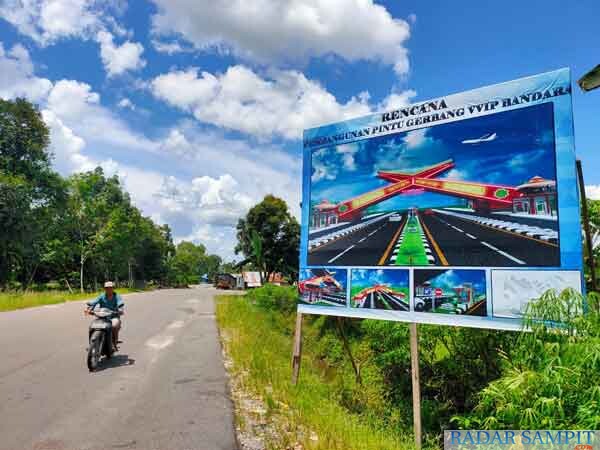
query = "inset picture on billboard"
xmin=350 ymin=269 xmax=409 ymax=311
xmin=298 ymin=268 xmax=348 ymax=307
xmin=307 ymin=102 xmax=560 ymax=268
xmin=413 ymin=269 xmax=487 ymax=316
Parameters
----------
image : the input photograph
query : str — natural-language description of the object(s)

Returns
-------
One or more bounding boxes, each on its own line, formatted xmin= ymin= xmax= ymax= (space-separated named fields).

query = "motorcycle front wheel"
xmin=87 ymin=330 xmax=103 ymax=372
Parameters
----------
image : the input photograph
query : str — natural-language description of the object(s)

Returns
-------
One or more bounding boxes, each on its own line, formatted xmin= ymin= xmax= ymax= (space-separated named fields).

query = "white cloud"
xmin=336 ymin=143 xmax=359 ymax=171
xmin=403 ymin=128 xmax=427 ymax=148
xmin=0 ymin=0 xmax=101 ymax=45
xmin=117 ymin=97 xmax=135 ymax=110
xmin=311 ymin=148 xmax=338 ymax=182
xmin=151 ymin=65 xmax=374 ymax=140
xmin=150 ymin=0 xmax=411 ymax=75
xmin=41 ymin=109 xmax=92 ymax=173
xmin=443 ymin=168 xmax=466 ymax=180
xmin=379 ymin=89 xmax=417 ymax=111
xmin=586 ymin=185 xmax=600 ymax=200
xmin=96 ymin=30 xmax=146 ymax=77
xmin=46 ymin=79 xmax=156 ymax=152
xmin=151 ymin=39 xmax=192 ymax=55
xmin=0 ymin=42 xmax=299 ymax=259
xmin=0 ymin=42 xmax=52 ymax=101
xmin=157 ymin=174 xmax=254 ymax=227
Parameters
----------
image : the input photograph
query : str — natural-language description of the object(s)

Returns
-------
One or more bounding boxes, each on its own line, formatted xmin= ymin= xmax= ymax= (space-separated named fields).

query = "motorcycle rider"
xmin=84 ymin=281 xmax=124 ymax=350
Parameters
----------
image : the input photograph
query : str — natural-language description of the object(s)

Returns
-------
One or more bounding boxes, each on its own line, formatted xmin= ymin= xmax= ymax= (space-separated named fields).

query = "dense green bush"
xmin=453 ymin=289 xmax=600 ymax=429
xmin=236 ymin=285 xmax=600 ymax=442
xmin=44 ymin=280 xmax=62 ymax=290
xmin=245 ymin=284 xmax=298 ymax=315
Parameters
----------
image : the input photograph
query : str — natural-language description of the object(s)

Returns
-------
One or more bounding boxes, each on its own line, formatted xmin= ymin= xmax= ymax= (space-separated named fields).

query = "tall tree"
xmin=0 ymin=98 xmax=65 ymax=286
xmin=67 ymin=168 xmax=131 ymax=291
xmin=170 ymin=241 xmax=207 ymax=285
xmin=235 ymin=195 xmax=300 ymax=282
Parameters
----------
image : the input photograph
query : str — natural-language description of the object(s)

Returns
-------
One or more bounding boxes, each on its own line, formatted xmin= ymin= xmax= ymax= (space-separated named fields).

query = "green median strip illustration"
xmin=394 ymin=216 xmax=431 ymax=266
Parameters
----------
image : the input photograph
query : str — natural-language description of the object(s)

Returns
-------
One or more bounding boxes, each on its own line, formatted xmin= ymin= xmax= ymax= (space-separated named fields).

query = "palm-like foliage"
xmin=453 ymin=289 xmax=600 ymax=429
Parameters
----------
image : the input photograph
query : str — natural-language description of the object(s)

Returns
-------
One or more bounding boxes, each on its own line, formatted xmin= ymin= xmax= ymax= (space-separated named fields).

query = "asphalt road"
xmin=355 ymin=292 xmax=408 ymax=311
xmin=0 ymin=287 xmax=237 ymax=450
xmin=421 ymin=213 xmax=560 ymax=266
xmin=307 ymin=216 xmax=404 ymax=266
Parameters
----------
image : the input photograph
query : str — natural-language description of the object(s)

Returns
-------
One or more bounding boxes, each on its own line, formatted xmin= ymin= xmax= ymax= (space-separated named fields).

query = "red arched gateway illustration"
xmin=335 ymin=159 xmax=521 ymax=220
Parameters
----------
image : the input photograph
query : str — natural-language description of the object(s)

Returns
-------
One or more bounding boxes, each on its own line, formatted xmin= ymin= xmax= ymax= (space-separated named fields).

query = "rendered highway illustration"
xmin=308 ymin=208 xmax=559 ymax=267
xmin=351 ymin=285 xmax=410 ymax=310
xmin=307 ymin=103 xmax=560 ymax=268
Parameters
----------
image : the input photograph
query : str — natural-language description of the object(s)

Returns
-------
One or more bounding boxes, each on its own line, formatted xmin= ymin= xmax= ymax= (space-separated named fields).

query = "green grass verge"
xmin=0 ymin=288 xmax=145 ymax=312
xmin=395 ymin=217 xmax=430 ymax=266
xmin=215 ymin=294 xmax=415 ymax=450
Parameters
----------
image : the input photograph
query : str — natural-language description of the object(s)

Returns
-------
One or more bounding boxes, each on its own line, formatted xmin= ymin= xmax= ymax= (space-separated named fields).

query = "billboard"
xmin=299 ymin=69 xmax=583 ymax=330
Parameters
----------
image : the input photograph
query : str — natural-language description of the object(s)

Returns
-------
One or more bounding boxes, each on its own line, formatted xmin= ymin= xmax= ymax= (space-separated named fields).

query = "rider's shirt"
xmin=87 ymin=292 xmax=123 ymax=312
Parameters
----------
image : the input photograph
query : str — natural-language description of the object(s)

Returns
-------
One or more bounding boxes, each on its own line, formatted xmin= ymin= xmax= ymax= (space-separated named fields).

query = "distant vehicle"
xmin=215 ymin=273 xmax=237 ymax=290
xmin=389 ymin=213 xmax=403 ymax=222
xmin=461 ymin=132 xmax=497 ymax=144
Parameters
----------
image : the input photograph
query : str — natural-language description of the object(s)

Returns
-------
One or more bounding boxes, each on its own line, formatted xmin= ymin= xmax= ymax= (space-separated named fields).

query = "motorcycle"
xmin=86 ymin=307 xmax=122 ymax=372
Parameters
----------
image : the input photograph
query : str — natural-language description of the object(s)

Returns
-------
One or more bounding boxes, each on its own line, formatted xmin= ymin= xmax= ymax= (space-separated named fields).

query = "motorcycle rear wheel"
xmin=87 ymin=330 xmax=103 ymax=371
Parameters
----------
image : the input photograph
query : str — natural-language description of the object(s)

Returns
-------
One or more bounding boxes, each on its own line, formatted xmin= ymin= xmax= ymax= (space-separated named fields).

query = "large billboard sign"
xmin=299 ymin=69 xmax=583 ymax=330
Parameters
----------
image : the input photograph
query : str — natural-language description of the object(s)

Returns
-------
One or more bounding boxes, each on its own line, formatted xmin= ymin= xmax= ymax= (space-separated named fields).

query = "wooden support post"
xmin=577 ymin=159 xmax=598 ymax=292
xmin=336 ymin=317 xmax=362 ymax=385
xmin=291 ymin=312 xmax=303 ymax=385
xmin=409 ymin=322 xmax=422 ymax=450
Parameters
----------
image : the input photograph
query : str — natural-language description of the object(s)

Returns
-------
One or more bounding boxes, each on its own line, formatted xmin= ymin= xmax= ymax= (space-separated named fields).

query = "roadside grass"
xmin=0 ymin=288 xmax=145 ymax=312
xmin=216 ymin=294 xmax=415 ymax=450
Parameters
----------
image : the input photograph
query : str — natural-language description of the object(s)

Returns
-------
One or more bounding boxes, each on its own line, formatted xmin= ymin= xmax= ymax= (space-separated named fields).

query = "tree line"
xmin=2 ymin=97 xmax=285 ymax=291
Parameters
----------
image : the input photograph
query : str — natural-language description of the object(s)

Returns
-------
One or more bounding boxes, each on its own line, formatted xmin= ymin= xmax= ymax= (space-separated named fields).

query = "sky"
xmin=351 ymin=269 xmax=409 ymax=290
xmin=415 ymin=270 xmax=486 ymax=296
xmin=0 ymin=0 xmax=598 ymax=260
xmin=311 ymin=102 xmax=556 ymax=211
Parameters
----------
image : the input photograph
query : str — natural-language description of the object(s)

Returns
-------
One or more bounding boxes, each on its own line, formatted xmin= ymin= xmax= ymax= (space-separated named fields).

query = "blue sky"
xmin=311 ymin=103 xmax=556 ymax=211
xmin=351 ymin=269 xmax=409 ymax=290
xmin=415 ymin=270 xmax=486 ymax=297
xmin=0 ymin=0 xmax=597 ymax=259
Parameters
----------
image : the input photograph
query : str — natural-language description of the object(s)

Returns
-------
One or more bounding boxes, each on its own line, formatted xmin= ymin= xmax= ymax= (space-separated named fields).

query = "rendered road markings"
xmin=480 ymin=241 xmax=526 ymax=264
xmin=368 ymin=227 xmax=381 ymax=237
xmin=432 ymin=209 xmax=558 ymax=244
xmin=308 ymin=212 xmax=394 ymax=251
xmin=167 ymin=320 xmax=185 ymax=329
xmin=451 ymin=225 xmax=464 ymax=233
xmin=327 ymin=244 xmax=356 ymax=263
xmin=391 ymin=215 xmax=431 ymax=265
xmin=186 ymin=298 xmax=200 ymax=304
xmin=325 ymin=223 xmax=386 ymax=263
xmin=465 ymin=233 xmax=477 ymax=239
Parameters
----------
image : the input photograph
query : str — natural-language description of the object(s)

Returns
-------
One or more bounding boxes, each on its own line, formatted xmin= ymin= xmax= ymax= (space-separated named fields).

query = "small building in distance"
xmin=243 ymin=271 xmax=262 ymax=288
xmin=311 ymin=199 xmax=339 ymax=228
xmin=267 ymin=273 xmax=288 ymax=286
xmin=513 ymin=176 xmax=557 ymax=216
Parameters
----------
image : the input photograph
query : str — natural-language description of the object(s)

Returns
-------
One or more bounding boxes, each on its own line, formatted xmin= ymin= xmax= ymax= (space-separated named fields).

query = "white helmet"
xmin=104 ymin=281 xmax=114 ymax=288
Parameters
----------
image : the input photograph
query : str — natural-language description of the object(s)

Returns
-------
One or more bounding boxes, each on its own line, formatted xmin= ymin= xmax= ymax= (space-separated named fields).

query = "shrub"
xmin=245 ymin=284 xmax=297 ymax=315
xmin=45 ymin=281 xmax=62 ymax=290
xmin=453 ymin=288 xmax=600 ymax=429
